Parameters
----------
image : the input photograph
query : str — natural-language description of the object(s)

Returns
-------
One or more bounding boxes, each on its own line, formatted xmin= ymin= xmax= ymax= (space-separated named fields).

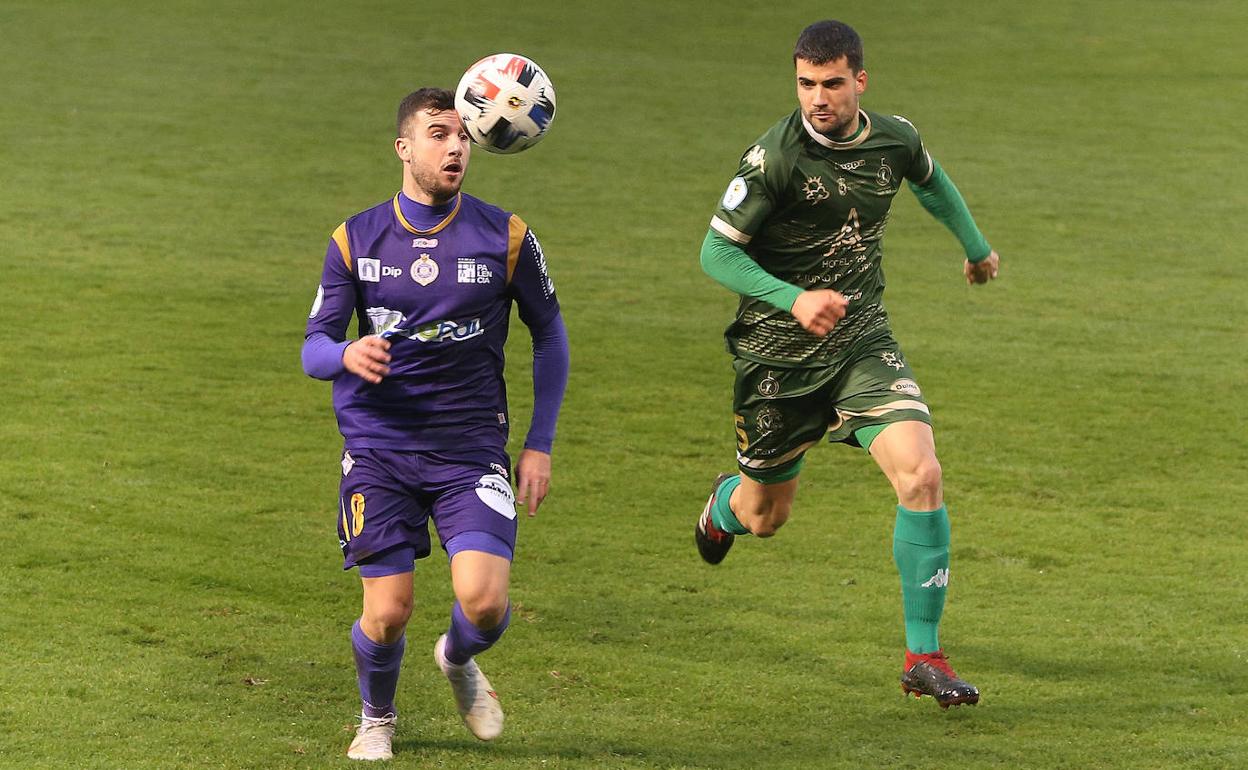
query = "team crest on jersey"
xmin=744 ymin=145 xmax=766 ymax=173
xmin=803 ymin=176 xmax=829 ymax=204
xmin=722 ymin=177 xmax=748 ymax=211
xmin=410 ymin=254 xmax=439 ymax=285
xmin=757 ymin=404 xmax=782 ymax=435
xmin=837 ymin=177 xmax=849 ymax=196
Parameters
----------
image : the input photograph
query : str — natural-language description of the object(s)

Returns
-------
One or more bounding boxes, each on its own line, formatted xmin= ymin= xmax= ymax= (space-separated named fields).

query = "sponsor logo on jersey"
xmin=365 ymin=307 xmax=405 ymax=335
xmin=722 ymin=176 xmax=748 ymax=211
xmin=381 ymin=265 xmax=404 ymax=278
xmin=835 ymin=159 xmax=866 ymax=171
xmin=802 ymin=175 xmax=829 ymax=203
xmin=411 ymin=237 xmax=439 ymax=248
xmin=409 ymin=318 xmax=484 ymax=343
xmin=921 ymin=568 xmax=949 ymax=588
xmin=410 ymin=254 xmax=439 ymax=285
xmin=457 ymin=258 xmax=493 ymax=284
xmin=758 ymin=372 xmax=780 ymax=397
xmin=341 ymin=451 xmax=355 ymax=476
xmin=744 ymin=145 xmax=766 ymax=173
xmin=358 ymin=258 xmax=381 ymax=282
xmin=881 ymin=351 xmax=905 ymax=370
xmin=309 ymin=285 xmax=325 ymax=318
xmin=877 ymin=158 xmax=893 ymax=187
xmin=889 ymin=378 xmax=921 ymax=397
xmin=475 ymin=473 xmax=517 ymax=520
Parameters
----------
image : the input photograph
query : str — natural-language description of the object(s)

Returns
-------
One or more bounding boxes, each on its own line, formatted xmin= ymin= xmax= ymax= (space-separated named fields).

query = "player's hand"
xmin=343 ymin=335 xmax=391 ymax=384
xmin=515 ymin=448 xmax=551 ymax=517
xmin=964 ymin=250 xmax=1000 ymax=285
xmin=790 ymin=289 xmax=848 ymax=337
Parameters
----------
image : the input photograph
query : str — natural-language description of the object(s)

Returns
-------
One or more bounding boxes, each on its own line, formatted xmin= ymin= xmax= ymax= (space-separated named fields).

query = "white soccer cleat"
xmin=347 ymin=713 xmax=396 ymax=761
xmin=434 ymin=633 xmax=504 ymax=741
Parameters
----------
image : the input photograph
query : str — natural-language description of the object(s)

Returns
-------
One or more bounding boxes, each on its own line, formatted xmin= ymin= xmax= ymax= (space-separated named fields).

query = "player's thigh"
xmin=733 ymin=360 xmax=836 ymax=485
xmin=449 ymin=550 xmax=511 ymax=620
xmin=338 ymin=448 xmax=433 ymax=570
xmin=422 ymin=447 xmax=519 ymax=563
xmin=826 ymin=334 xmax=932 ymax=451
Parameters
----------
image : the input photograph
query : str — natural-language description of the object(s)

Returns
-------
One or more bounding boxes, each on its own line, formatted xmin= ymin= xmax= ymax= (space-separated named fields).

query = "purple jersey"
xmin=306 ymin=192 xmax=559 ymax=450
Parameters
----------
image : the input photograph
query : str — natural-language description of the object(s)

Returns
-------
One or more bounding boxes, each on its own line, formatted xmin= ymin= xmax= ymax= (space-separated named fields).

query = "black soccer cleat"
xmin=900 ymin=649 xmax=980 ymax=709
xmin=695 ymin=473 xmax=737 ymax=565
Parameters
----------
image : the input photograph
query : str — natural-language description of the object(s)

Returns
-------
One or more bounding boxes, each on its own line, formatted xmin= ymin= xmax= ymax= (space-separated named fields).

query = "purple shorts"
xmin=336 ymin=447 xmax=517 ymax=572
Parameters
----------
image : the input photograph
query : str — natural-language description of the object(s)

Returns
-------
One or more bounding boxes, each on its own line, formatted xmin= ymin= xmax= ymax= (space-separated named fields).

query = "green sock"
xmin=892 ymin=504 xmax=951 ymax=654
xmin=710 ymin=475 xmax=750 ymax=535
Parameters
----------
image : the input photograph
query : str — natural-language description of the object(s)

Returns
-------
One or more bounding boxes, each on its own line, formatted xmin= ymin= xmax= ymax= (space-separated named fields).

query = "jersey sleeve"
xmin=708 ymin=141 xmax=787 ymax=246
xmin=892 ymin=114 xmax=935 ymax=185
xmin=506 ymin=218 xmax=560 ymax=329
xmin=304 ymin=222 xmax=358 ymax=342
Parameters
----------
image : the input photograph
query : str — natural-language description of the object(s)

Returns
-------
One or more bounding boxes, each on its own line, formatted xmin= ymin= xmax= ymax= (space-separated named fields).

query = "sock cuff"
xmin=711 ymin=475 xmax=751 ymax=536
xmin=893 ymin=504 xmax=950 ymax=547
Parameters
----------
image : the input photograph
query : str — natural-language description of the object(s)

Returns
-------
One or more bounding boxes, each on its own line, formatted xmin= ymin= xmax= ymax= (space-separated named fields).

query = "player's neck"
xmin=831 ymin=112 xmax=864 ymax=141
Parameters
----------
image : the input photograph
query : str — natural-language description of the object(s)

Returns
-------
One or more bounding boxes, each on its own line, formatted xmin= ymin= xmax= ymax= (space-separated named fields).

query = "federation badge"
xmin=410 ymin=254 xmax=439 ymax=285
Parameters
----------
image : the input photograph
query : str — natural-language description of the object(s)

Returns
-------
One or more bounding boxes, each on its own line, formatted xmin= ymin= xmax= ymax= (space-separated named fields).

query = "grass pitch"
xmin=1 ymin=1 xmax=1245 ymax=768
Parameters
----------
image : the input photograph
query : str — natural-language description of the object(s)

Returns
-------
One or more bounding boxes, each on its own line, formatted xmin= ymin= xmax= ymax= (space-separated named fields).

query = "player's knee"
xmin=460 ymin=593 xmax=509 ymax=630
xmin=364 ymin=598 xmax=413 ymax=639
xmin=897 ymin=457 xmax=943 ymax=507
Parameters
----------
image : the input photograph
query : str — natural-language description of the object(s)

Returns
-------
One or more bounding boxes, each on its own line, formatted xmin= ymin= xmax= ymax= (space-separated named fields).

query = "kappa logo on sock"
xmin=921 ymin=568 xmax=950 ymax=588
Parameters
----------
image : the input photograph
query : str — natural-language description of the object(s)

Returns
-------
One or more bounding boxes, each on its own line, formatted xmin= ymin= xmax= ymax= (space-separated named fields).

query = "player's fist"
xmin=790 ymin=289 xmax=848 ymax=337
xmin=343 ymin=335 xmax=391 ymax=384
xmin=964 ymin=250 xmax=1000 ymax=285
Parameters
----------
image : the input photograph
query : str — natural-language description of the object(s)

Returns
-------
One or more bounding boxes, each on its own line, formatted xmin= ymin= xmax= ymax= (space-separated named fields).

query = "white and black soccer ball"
xmin=454 ymin=53 xmax=556 ymax=154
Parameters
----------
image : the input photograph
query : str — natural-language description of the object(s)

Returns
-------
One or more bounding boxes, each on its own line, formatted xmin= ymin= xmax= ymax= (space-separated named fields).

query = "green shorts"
xmin=732 ymin=331 xmax=931 ymax=484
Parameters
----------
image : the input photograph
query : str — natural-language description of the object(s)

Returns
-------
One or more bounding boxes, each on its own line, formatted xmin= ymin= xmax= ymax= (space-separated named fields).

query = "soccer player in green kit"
xmin=694 ymin=20 xmax=999 ymax=708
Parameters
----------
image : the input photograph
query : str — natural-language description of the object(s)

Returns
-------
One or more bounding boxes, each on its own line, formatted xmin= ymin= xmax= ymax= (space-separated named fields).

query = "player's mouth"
xmin=442 ymin=161 xmax=463 ymax=175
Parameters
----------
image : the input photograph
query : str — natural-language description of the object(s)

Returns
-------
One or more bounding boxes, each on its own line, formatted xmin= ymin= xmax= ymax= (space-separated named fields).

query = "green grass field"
xmin=2 ymin=1 xmax=1246 ymax=767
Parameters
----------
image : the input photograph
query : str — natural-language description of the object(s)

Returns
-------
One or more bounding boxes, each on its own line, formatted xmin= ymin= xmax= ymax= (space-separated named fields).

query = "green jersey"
xmin=710 ymin=108 xmax=934 ymax=367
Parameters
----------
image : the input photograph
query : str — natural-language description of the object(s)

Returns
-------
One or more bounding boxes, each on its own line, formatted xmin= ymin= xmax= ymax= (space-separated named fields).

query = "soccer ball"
xmin=454 ymin=53 xmax=556 ymax=154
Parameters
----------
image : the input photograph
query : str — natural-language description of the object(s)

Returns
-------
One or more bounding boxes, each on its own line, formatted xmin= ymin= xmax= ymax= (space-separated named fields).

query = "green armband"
xmin=699 ymin=230 xmax=803 ymax=312
xmin=908 ymin=161 xmax=991 ymax=262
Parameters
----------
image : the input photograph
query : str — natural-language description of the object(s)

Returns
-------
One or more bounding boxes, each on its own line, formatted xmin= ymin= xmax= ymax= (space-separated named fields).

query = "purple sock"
xmin=351 ymin=620 xmax=405 ymax=718
xmin=443 ymin=601 xmax=510 ymax=665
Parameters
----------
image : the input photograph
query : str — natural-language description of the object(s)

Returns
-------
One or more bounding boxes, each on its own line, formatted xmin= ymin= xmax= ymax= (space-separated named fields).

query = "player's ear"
xmin=395 ymin=137 xmax=410 ymax=162
xmin=856 ymin=68 xmax=868 ymax=94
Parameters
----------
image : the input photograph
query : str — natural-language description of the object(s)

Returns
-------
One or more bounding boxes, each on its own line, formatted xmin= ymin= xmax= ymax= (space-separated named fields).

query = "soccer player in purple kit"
xmin=301 ymin=87 xmax=568 ymax=761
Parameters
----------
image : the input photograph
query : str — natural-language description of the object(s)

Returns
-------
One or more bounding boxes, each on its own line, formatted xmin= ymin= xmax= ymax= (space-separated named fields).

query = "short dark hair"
xmin=793 ymin=20 xmax=864 ymax=71
xmin=396 ymin=87 xmax=455 ymax=137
